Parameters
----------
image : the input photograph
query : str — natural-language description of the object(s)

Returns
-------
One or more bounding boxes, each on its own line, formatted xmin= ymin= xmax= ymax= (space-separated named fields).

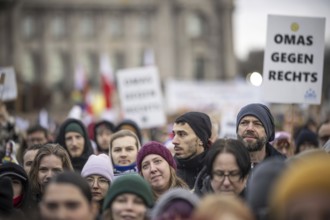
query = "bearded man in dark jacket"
xmin=172 ymin=112 xmax=212 ymax=189
xmin=236 ymin=103 xmax=285 ymax=169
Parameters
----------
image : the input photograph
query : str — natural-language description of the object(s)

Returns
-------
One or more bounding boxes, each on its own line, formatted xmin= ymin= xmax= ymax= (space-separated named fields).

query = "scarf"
xmin=13 ymin=194 xmax=23 ymax=207
xmin=113 ymin=163 xmax=138 ymax=175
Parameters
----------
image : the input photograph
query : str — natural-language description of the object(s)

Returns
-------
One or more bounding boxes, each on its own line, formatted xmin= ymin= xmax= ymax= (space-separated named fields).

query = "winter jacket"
xmin=0 ymin=162 xmax=29 ymax=210
xmin=174 ymin=150 xmax=208 ymax=189
xmin=265 ymin=143 xmax=286 ymax=160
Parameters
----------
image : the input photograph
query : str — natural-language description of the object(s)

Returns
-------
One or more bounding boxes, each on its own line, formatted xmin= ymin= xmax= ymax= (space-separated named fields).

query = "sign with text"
xmin=0 ymin=67 xmax=17 ymax=101
xmin=262 ymin=15 xmax=325 ymax=104
xmin=116 ymin=66 xmax=166 ymax=128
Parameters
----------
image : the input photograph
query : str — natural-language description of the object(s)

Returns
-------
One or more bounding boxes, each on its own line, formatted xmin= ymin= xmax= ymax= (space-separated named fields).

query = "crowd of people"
xmin=0 ymin=102 xmax=329 ymax=220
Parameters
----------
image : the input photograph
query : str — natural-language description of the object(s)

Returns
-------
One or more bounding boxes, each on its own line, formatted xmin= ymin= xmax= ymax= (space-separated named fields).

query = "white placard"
xmin=116 ymin=66 xmax=166 ymax=128
xmin=0 ymin=67 xmax=17 ymax=101
xmin=262 ymin=15 xmax=325 ymax=104
xmin=165 ymin=80 xmax=262 ymax=113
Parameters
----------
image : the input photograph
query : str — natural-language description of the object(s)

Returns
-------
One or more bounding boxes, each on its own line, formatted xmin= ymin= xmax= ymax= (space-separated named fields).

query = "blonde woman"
xmin=137 ymin=141 xmax=188 ymax=200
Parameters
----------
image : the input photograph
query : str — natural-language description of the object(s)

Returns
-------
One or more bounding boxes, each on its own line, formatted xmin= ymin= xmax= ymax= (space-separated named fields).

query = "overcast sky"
xmin=233 ymin=0 xmax=330 ymax=60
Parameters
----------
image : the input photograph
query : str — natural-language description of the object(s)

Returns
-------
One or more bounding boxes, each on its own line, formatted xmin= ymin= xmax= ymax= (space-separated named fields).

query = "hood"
xmin=115 ymin=119 xmax=142 ymax=144
xmin=93 ymin=120 xmax=115 ymax=152
xmin=193 ymin=166 xmax=213 ymax=197
xmin=55 ymin=118 xmax=93 ymax=171
xmin=151 ymin=188 xmax=200 ymax=219
xmin=0 ymin=162 xmax=29 ymax=208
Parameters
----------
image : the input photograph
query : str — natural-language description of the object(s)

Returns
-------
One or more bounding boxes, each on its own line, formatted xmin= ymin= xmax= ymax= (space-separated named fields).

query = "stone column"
xmin=155 ymin=0 xmax=175 ymax=80
xmin=215 ymin=0 xmax=236 ymax=80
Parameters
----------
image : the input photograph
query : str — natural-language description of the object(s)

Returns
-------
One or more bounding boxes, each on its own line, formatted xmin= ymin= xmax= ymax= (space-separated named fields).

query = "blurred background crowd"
xmin=0 ymin=1 xmax=329 ymax=219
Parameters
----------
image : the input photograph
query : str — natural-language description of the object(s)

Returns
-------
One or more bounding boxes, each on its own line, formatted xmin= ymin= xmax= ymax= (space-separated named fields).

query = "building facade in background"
xmin=0 ymin=0 xmax=236 ymax=112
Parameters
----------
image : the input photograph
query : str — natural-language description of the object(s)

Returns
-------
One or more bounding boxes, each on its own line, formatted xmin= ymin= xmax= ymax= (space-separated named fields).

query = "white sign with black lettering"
xmin=116 ymin=66 xmax=166 ymax=129
xmin=0 ymin=67 xmax=17 ymax=101
xmin=262 ymin=15 xmax=325 ymax=104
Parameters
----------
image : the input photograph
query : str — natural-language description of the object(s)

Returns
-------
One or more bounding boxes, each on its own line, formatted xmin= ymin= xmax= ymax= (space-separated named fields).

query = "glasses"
xmin=86 ymin=177 xmax=109 ymax=187
xmin=212 ymin=171 xmax=241 ymax=182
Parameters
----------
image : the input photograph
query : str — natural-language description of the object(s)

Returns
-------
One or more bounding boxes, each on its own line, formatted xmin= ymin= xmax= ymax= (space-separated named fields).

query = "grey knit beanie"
xmin=236 ymin=103 xmax=275 ymax=142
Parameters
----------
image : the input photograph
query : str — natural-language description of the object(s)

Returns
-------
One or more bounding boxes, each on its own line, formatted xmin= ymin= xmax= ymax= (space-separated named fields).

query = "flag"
xmin=84 ymin=89 xmax=94 ymax=115
xmin=143 ymin=48 xmax=155 ymax=66
xmin=73 ymin=64 xmax=92 ymax=115
xmin=38 ymin=109 xmax=49 ymax=129
xmin=74 ymin=64 xmax=86 ymax=91
xmin=99 ymin=53 xmax=115 ymax=109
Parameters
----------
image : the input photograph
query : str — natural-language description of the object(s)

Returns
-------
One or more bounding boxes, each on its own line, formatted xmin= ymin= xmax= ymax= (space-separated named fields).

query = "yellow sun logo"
xmin=291 ymin=22 xmax=299 ymax=32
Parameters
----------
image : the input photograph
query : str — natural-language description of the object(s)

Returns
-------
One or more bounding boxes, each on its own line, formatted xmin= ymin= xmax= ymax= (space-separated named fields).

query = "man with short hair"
xmin=109 ymin=130 xmax=141 ymax=176
xmin=26 ymin=125 xmax=48 ymax=148
xmin=22 ymin=144 xmax=43 ymax=175
xmin=172 ymin=111 xmax=212 ymax=189
xmin=236 ymin=103 xmax=285 ymax=168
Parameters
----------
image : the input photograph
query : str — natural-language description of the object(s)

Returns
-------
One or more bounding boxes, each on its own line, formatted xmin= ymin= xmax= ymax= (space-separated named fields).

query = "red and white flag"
xmin=99 ymin=53 xmax=115 ymax=109
xmin=74 ymin=64 xmax=87 ymax=91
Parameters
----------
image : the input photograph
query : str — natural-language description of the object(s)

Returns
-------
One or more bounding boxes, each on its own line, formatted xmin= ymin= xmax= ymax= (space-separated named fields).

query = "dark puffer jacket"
xmin=0 ymin=162 xmax=30 ymax=211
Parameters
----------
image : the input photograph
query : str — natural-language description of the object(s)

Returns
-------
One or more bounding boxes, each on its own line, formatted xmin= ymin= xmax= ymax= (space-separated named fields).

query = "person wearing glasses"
xmin=317 ymin=119 xmax=330 ymax=149
xmin=81 ymin=154 xmax=114 ymax=216
xmin=194 ymin=138 xmax=251 ymax=198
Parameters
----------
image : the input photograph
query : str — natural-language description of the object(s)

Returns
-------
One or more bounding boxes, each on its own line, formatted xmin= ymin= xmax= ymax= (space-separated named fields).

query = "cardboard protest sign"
xmin=262 ymin=15 xmax=325 ymax=104
xmin=116 ymin=66 xmax=166 ymax=128
xmin=0 ymin=67 xmax=18 ymax=101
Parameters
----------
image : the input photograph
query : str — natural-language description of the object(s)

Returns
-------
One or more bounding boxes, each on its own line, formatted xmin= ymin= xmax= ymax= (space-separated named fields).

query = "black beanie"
xmin=0 ymin=176 xmax=13 ymax=213
xmin=175 ymin=112 xmax=212 ymax=148
xmin=0 ymin=162 xmax=28 ymax=183
xmin=236 ymin=103 xmax=275 ymax=142
xmin=295 ymin=129 xmax=319 ymax=153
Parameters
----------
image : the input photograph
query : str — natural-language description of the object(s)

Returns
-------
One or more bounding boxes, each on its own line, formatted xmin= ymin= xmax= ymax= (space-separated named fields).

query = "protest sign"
xmin=0 ymin=67 xmax=17 ymax=101
xmin=116 ymin=66 xmax=166 ymax=128
xmin=262 ymin=15 xmax=325 ymax=104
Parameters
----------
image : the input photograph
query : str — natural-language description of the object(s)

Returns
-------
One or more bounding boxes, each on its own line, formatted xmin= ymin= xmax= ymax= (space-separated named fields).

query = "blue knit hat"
xmin=236 ymin=103 xmax=275 ymax=142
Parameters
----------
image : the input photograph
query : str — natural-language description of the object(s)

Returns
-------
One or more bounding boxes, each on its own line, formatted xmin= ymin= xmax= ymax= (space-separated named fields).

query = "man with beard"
xmin=236 ymin=103 xmax=285 ymax=168
xmin=172 ymin=112 xmax=212 ymax=189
